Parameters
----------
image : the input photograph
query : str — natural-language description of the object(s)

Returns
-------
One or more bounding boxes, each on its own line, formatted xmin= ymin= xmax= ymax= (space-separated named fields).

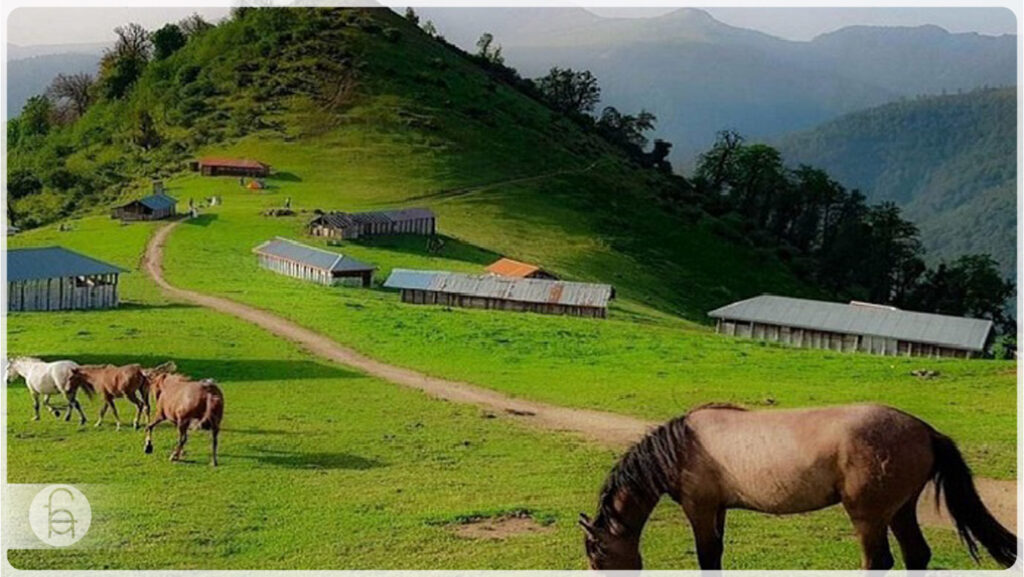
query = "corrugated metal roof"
xmin=199 ymin=157 xmax=268 ymax=169
xmin=313 ymin=208 xmax=435 ymax=229
xmin=384 ymin=269 xmax=613 ymax=308
xmin=253 ymin=238 xmax=375 ymax=272
xmin=137 ymin=193 xmax=177 ymax=210
xmin=486 ymin=258 xmax=542 ymax=278
xmin=8 ymin=246 xmax=126 ymax=282
xmin=708 ymin=295 xmax=992 ymax=351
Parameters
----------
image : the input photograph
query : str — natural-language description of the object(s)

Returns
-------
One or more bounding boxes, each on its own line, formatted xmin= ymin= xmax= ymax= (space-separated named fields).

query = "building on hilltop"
xmin=8 ymin=247 xmax=126 ymax=311
xmin=309 ymin=208 xmax=436 ymax=240
xmin=193 ymin=157 xmax=270 ymax=177
xmin=384 ymin=269 xmax=613 ymax=318
xmin=708 ymin=294 xmax=992 ymax=358
xmin=111 ymin=193 xmax=178 ymax=221
xmin=253 ymin=237 xmax=376 ymax=287
xmin=485 ymin=257 xmax=558 ymax=280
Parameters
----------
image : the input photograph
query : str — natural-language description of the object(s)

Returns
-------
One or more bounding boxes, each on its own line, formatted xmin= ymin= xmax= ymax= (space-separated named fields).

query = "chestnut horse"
xmin=69 ymin=364 xmax=150 ymax=430
xmin=142 ymin=363 xmax=223 ymax=466
xmin=580 ymin=403 xmax=1016 ymax=570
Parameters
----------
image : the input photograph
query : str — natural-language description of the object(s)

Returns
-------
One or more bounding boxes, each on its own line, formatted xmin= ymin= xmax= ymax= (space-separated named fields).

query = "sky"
xmin=5 ymin=5 xmax=1017 ymax=47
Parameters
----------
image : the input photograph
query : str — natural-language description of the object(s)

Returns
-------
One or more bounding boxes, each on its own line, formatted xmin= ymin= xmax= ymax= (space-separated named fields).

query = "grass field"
xmin=5 ymin=220 xmax=1005 ymax=570
xmin=138 ymin=157 xmax=1015 ymax=480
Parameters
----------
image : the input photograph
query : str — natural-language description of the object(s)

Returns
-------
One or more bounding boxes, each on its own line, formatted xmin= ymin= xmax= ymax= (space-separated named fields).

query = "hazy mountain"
xmin=776 ymin=88 xmax=1016 ymax=280
xmin=419 ymin=8 xmax=1016 ymax=167
xmin=7 ymin=44 xmax=105 ymax=118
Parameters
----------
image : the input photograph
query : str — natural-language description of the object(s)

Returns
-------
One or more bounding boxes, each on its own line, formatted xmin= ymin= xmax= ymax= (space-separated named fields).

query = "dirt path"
xmin=143 ymin=222 xmax=1017 ymax=530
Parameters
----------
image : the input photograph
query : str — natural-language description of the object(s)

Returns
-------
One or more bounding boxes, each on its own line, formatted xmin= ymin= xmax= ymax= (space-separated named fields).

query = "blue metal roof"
xmin=8 ymin=246 xmax=126 ymax=282
xmin=135 ymin=193 xmax=177 ymax=211
xmin=384 ymin=269 xmax=614 ymax=308
xmin=709 ymin=295 xmax=993 ymax=352
xmin=253 ymin=238 xmax=375 ymax=272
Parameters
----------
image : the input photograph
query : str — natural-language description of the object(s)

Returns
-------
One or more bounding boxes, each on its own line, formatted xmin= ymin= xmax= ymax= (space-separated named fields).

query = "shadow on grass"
xmin=270 ymin=171 xmax=302 ymax=183
xmin=39 ymin=355 xmax=361 ymax=382
xmin=350 ymin=234 xmax=499 ymax=266
xmin=230 ymin=448 xmax=385 ymax=470
xmin=183 ymin=214 xmax=219 ymax=227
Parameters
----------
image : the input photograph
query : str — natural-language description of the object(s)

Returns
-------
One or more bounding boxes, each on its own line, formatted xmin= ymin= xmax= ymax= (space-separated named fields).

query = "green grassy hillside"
xmin=776 ymin=88 xmax=1016 ymax=280
xmin=7 ymin=7 xmax=809 ymax=320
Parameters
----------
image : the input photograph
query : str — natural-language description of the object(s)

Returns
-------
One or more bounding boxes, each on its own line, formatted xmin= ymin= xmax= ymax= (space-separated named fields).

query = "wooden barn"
xmin=253 ymin=238 xmax=375 ymax=287
xmin=194 ymin=157 xmax=270 ymax=177
xmin=486 ymin=257 xmax=558 ymax=280
xmin=111 ymin=193 xmax=177 ymax=221
xmin=384 ymin=269 xmax=614 ymax=318
xmin=709 ymin=295 xmax=992 ymax=358
xmin=309 ymin=208 xmax=436 ymax=240
xmin=8 ymin=247 xmax=125 ymax=312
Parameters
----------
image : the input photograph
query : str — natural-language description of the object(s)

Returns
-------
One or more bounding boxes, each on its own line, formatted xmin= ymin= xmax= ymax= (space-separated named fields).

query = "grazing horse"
xmin=6 ymin=357 xmax=92 ymax=424
xmin=142 ymin=363 xmax=223 ymax=466
xmin=69 ymin=364 xmax=151 ymax=430
xmin=580 ymin=403 xmax=1017 ymax=570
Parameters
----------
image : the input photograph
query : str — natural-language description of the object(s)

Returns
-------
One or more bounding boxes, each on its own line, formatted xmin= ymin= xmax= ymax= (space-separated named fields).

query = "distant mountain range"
xmin=776 ymin=87 xmax=1017 ymax=281
xmin=419 ymin=8 xmax=1016 ymax=167
xmin=7 ymin=42 xmax=107 ymax=119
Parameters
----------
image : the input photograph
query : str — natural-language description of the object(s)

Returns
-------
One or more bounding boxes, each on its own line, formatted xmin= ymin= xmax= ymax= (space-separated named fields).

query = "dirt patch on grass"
xmin=451 ymin=512 xmax=553 ymax=540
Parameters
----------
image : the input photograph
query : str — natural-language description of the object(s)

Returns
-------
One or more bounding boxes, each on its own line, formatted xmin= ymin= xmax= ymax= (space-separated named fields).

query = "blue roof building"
xmin=8 ymin=246 xmax=125 ymax=311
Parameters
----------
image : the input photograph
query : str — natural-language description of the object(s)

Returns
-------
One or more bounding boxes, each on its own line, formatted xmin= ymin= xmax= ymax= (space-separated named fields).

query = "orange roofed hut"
xmin=485 ymin=257 xmax=558 ymax=280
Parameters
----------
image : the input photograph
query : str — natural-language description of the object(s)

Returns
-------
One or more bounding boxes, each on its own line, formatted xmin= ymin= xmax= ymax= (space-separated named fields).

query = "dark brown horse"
xmin=580 ymin=403 xmax=1016 ymax=570
xmin=69 ymin=364 xmax=150 ymax=430
xmin=142 ymin=363 xmax=224 ymax=466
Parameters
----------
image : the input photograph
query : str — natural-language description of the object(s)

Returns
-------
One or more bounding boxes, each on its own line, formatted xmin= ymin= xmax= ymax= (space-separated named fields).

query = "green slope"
xmin=8 ymin=7 xmax=809 ymax=321
xmin=776 ymin=87 xmax=1016 ymax=280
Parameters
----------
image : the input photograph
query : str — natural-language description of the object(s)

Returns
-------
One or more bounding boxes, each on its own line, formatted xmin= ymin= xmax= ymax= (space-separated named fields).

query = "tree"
xmin=178 ymin=12 xmax=213 ymax=38
xmin=596 ymin=106 xmax=657 ymax=149
xmin=99 ymin=22 xmax=151 ymax=99
xmin=8 ymin=169 xmax=43 ymax=199
xmin=403 ymin=7 xmax=419 ymax=25
xmin=46 ymin=73 xmax=94 ymax=120
xmin=19 ymin=95 xmax=53 ymax=137
xmin=912 ymin=254 xmax=1015 ymax=331
xmin=694 ymin=130 xmax=744 ymax=192
xmin=133 ymin=110 xmax=162 ymax=150
xmin=152 ymin=23 xmax=187 ymax=60
xmin=535 ymin=67 xmax=600 ymax=115
xmin=475 ymin=32 xmax=503 ymax=65
xmin=421 ymin=20 xmax=437 ymax=37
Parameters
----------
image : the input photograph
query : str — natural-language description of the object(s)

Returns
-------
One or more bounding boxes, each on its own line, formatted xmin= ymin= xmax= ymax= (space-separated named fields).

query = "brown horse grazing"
xmin=142 ymin=364 xmax=223 ymax=466
xmin=69 ymin=364 xmax=150 ymax=430
xmin=580 ymin=403 xmax=1017 ymax=570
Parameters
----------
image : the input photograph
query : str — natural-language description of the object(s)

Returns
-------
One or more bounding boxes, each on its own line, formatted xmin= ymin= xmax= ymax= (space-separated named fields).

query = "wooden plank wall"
xmin=400 ymin=288 xmax=606 ymax=318
xmin=716 ymin=319 xmax=971 ymax=358
xmin=8 ymin=275 xmax=119 ymax=312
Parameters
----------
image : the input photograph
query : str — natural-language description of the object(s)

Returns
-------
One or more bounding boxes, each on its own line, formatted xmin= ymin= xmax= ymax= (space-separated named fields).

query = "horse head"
xmin=579 ymin=512 xmax=643 ymax=570
xmin=143 ymin=361 xmax=178 ymax=399
xmin=5 ymin=356 xmax=41 ymax=382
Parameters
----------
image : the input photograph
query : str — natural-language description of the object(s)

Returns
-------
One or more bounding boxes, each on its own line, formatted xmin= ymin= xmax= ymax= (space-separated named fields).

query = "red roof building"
xmin=485 ymin=257 xmax=558 ymax=280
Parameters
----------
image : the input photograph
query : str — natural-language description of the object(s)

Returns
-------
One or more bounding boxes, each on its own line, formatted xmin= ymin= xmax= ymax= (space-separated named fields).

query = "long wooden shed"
xmin=111 ymin=193 xmax=177 ymax=221
xmin=8 ymin=247 xmax=125 ymax=312
xmin=309 ymin=208 xmax=436 ymax=240
xmin=253 ymin=238 xmax=376 ymax=287
xmin=708 ymin=295 xmax=992 ymax=358
xmin=384 ymin=269 xmax=614 ymax=318
xmin=194 ymin=157 xmax=270 ymax=177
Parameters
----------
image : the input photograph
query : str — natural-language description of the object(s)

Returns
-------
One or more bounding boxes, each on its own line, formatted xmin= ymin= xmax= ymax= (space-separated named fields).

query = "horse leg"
xmin=126 ymin=391 xmax=144 ymax=430
xmin=210 ymin=427 xmax=219 ymax=467
xmin=30 ymin=391 xmax=41 ymax=421
xmin=144 ymin=414 xmax=166 ymax=454
xmin=848 ymin=517 xmax=894 ymax=570
xmin=107 ymin=397 xmax=124 ymax=431
xmin=42 ymin=394 xmax=60 ymax=418
xmin=171 ymin=422 xmax=189 ymax=462
xmin=684 ymin=505 xmax=725 ymax=570
xmin=95 ymin=398 xmax=110 ymax=427
xmin=890 ymin=496 xmax=931 ymax=569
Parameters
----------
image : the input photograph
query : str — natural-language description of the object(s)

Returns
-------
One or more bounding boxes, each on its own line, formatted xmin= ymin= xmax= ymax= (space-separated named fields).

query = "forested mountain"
xmin=419 ymin=8 xmax=1016 ymax=167
xmin=7 ymin=52 xmax=103 ymax=119
xmin=776 ymin=88 xmax=1016 ymax=281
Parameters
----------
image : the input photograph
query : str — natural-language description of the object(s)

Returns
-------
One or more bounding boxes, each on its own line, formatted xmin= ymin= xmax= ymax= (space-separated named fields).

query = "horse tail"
xmin=197 ymin=383 xmax=223 ymax=431
xmin=931 ymin=431 xmax=1017 ymax=567
xmin=69 ymin=369 xmax=96 ymax=400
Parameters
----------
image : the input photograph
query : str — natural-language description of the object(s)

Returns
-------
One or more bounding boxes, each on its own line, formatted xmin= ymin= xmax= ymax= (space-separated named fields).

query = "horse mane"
xmin=596 ymin=415 xmax=689 ymax=533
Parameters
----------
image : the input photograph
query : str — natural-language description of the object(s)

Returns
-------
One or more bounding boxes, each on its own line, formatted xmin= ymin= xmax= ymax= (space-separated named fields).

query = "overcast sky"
xmin=6 ymin=5 xmax=1017 ymax=47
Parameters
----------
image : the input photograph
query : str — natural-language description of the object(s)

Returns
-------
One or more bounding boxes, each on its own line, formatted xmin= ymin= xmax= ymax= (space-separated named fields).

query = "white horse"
xmin=5 ymin=357 xmax=92 ymax=424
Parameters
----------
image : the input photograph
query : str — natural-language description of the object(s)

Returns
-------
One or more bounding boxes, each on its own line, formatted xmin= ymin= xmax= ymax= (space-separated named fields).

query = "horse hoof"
xmin=52 ymin=411 xmax=60 ymax=418
xmin=94 ymin=422 xmax=102 ymax=428
xmin=31 ymin=416 xmax=40 ymax=421
xmin=144 ymin=443 xmax=153 ymax=454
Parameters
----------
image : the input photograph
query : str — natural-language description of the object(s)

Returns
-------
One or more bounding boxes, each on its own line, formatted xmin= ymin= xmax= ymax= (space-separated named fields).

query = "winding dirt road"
xmin=143 ymin=221 xmax=1017 ymax=530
